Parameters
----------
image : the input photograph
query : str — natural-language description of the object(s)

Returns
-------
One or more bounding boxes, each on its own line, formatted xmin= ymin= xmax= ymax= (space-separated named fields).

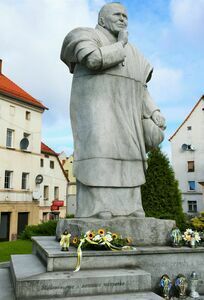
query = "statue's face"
xmin=101 ymin=4 xmax=128 ymax=36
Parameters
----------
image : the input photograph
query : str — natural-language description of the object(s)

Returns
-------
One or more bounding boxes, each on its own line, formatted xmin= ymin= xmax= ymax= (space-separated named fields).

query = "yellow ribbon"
xmin=73 ymin=237 xmax=136 ymax=272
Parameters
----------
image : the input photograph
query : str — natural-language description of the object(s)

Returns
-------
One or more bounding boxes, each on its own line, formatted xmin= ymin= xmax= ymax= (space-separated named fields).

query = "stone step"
xmin=0 ymin=269 xmax=15 ymax=300
xmin=11 ymin=254 xmax=151 ymax=299
xmin=10 ymin=254 xmax=46 ymax=291
xmin=32 ymin=236 xmax=140 ymax=272
xmin=36 ymin=291 xmax=164 ymax=299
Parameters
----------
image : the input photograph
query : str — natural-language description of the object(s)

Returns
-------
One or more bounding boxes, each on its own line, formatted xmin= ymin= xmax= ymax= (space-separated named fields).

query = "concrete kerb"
xmin=0 ymin=261 xmax=10 ymax=268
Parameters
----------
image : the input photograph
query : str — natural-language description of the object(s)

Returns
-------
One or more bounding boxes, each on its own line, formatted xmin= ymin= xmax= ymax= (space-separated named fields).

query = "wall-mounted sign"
xmin=35 ymin=174 xmax=43 ymax=185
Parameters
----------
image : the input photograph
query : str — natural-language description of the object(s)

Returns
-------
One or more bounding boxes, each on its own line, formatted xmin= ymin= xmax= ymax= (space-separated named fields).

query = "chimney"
xmin=0 ymin=59 xmax=2 ymax=74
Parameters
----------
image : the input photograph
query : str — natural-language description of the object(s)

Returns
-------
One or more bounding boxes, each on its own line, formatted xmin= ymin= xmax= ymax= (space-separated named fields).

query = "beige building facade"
xmin=0 ymin=60 xmax=68 ymax=240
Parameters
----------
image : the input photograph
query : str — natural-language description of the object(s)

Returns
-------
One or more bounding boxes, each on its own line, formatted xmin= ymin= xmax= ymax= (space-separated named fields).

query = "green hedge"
xmin=19 ymin=220 xmax=57 ymax=240
xmin=141 ymin=147 xmax=186 ymax=230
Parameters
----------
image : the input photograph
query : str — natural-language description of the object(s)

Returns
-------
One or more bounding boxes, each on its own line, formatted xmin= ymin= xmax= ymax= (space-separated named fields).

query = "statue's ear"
xmin=99 ymin=17 xmax=105 ymax=27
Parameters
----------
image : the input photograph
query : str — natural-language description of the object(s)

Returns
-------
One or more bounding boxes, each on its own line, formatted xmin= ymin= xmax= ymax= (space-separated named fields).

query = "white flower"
xmin=85 ymin=230 xmax=91 ymax=237
xmin=93 ymin=234 xmax=101 ymax=242
xmin=194 ymin=231 xmax=201 ymax=242
xmin=105 ymin=234 xmax=113 ymax=242
xmin=185 ymin=228 xmax=193 ymax=235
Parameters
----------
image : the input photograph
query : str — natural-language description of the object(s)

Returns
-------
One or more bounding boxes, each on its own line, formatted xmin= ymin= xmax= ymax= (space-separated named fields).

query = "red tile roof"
xmin=169 ymin=95 xmax=204 ymax=141
xmin=41 ymin=142 xmax=58 ymax=156
xmin=0 ymin=64 xmax=47 ymax=110
xmin=41 ymin=142 xmax=69 ymax=182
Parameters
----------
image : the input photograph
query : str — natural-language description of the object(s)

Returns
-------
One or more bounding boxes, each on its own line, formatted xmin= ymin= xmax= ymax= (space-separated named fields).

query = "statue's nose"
xmin=119 ymin=14 xmax=124 ymax=21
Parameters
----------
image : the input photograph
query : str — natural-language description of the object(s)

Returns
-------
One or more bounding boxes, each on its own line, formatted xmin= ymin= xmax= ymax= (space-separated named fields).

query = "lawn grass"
xmin=0 ymin=239 xmax=32 ymax=262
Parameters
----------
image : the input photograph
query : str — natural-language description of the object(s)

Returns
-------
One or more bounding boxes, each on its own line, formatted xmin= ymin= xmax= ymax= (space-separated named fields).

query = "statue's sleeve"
xmin=85 ymin=42 xmax=125 ymax=70
xmin=142 ymin=86 xmax=159 ymax=119
xmin=60 ymin=28 xmax=98 ymax=72
xmin=60 ymin=27 xmax=126 ymax=72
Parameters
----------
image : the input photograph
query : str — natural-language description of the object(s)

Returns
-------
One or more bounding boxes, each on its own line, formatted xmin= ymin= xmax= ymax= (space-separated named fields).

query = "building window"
xmin=54 ymin=186 xmax=59 ymax=199
xmin=187 ymin=126 xmax=192 ymax=130
xmin=25 ymin=111 xmax=31 ymax=120
xmin=188 ymin=201 xmax=197 ymax=213
xmin=6 ymin=128 xmax=14 ymax=148
xmin=21 ymin=173 xmax=29 ymax=189
xmin=4 ymin=170 xmax=13 ymax=189
xmin=188 ymin=181 xmax=196 ymax=191
xmin=50 ymin=161 xmax=54 ymax=169
xmin=43 ymin=212 xmax=48 ymax=222
xmin=43 ymin=185 xmax=49 ymax=201
xmin=10 ymin=105 xmax=15 ymax=116
xmin=187 ymin=161 xmax=195 ymax=172
xmin=40 ymin=158 xmax=44 ymax=167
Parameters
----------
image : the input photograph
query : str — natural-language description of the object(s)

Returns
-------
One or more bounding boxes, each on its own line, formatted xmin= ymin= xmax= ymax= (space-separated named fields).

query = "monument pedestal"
xmin=56 ymin=217 xmax=175 ymax=246
xmin=9 ymin=236 xmax=204 ymax=299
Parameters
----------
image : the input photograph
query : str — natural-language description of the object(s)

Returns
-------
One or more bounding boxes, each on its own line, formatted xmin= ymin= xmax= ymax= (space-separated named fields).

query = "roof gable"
xmin=0 ymin=61 xmax=47 ymax=110
xmin=169 ymin=95 xmax=204 ymax=141
xmin=41 ymin=142 xmax=69 ymax=182
xmin=41 ymin=142 xmax=58 ymax=156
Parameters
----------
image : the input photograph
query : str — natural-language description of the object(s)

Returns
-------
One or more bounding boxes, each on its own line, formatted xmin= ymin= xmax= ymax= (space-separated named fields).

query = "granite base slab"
xmin=32 ymin=236 xmax=204 ymax=295
xmin=56 ymin=217 xmax=175 ymax=246
xmin=11 ymin=254 xmax=151 ymax=299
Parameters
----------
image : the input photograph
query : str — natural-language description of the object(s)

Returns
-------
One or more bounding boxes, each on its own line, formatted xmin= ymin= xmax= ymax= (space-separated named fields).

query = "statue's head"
xmin=98 ymin=2 xmax=128 ymax=36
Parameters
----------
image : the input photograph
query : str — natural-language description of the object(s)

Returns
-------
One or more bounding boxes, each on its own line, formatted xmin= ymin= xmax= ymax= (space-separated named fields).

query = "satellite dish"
xmin=181 ymin=144 xmax=188 ymax=151
xmin=20 ymin=138 xmax=29 ymax=150
xmin=189 ymin=145 xmax=196 ymax=151
xmin=35 ymin=174 xmax=43 ymax=184
xmin=33 ymin=190 xmax=41 ymax=200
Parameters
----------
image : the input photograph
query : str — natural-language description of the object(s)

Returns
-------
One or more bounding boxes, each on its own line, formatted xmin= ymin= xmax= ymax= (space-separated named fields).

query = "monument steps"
xmin=10 ymin=254 xmax=152 ymax=299
xmin=9 ymin=237 xmax=204 ymax=299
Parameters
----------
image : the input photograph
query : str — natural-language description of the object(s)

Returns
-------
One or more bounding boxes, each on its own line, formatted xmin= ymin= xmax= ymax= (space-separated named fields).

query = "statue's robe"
xmin=61 ymin=25 xmax=159 ymax=217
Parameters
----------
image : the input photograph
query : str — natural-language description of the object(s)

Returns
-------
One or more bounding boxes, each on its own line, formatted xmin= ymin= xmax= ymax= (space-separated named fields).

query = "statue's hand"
xmin=118 ymin=30 xmax=128 ymax=46
xmin=151 ymin=111 xmax=166 ymax=130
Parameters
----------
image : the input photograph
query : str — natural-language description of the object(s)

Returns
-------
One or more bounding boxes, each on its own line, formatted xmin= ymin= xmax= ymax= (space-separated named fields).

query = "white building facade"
xmin=59 ymin=153 xmax=76 ymax=216
xmin=0 ymin=60 xmax=68 ymax=241
xmin=170 ymin=96 xmax=204 ymax=214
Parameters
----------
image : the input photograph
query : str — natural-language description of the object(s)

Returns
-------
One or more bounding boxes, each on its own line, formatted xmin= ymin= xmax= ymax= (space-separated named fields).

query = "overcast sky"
xmin=0 ymin=0 xmax=204 ymax=158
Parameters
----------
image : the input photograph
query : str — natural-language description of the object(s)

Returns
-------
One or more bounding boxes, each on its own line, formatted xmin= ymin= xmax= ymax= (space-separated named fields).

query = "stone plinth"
xmin=9 ymin=236 xmax=204 ymax=299
xmin=56 ymin=217 xmax=175 ymax=246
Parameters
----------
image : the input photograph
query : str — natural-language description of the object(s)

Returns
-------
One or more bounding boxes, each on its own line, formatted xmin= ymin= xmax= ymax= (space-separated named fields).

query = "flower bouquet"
xmin=71 ymin=228 xmax=135 ymax=272
xmin=182 ymin=229 xmax=201 ymax=248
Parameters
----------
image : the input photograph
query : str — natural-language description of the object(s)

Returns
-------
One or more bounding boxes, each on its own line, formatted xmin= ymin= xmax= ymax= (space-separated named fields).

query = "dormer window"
xmin=25 ymin=111 xmax=31 ymax=120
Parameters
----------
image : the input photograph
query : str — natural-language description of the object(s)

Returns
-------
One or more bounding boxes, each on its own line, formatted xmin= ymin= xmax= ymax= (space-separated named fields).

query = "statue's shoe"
xmin=97 ymin=211 xmax=113 ymax=219
xmin=128 ymin=210 xmax=145 ymax=218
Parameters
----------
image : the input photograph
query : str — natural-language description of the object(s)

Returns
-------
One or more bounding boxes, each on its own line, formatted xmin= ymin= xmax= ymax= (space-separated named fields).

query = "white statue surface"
xmin=61 ymin=2 xmax=165 ymax=219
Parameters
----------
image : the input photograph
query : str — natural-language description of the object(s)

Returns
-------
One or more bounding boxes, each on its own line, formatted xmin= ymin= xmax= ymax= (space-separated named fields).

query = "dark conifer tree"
xmin=141 ymin=147 xmax=185 ymax=228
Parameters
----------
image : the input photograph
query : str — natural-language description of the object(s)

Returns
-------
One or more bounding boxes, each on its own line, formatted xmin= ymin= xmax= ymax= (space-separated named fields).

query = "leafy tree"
xmin=141 ymin=147 xmax=185 ymax=229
